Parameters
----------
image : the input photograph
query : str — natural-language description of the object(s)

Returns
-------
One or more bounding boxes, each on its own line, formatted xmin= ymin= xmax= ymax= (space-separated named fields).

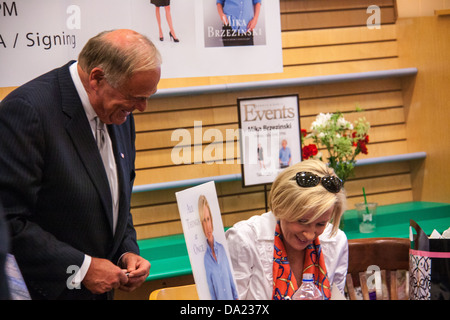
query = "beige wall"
xmin=397 ymin=0 xmax=450 ymax=17
xmin=397 ymin=16 xmax=450 ymax=202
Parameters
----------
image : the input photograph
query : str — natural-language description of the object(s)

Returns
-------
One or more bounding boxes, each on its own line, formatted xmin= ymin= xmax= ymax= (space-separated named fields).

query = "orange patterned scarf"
xmin=272 ymin=221 xmax=331 ymax=300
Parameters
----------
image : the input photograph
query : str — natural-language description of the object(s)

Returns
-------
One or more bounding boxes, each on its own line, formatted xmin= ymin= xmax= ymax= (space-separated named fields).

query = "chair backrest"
xmin=348 ymin=237 xmax=410 ymax=274
xmin=346 ymin=237 xmax=410 ymax=300
xmin=149 ymin=284 xmax=199 ymax=300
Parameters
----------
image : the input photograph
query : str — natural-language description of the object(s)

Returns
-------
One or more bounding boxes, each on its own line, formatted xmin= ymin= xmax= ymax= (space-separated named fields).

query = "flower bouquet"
xmin=301 ymin=111 xmax=370 ymax=183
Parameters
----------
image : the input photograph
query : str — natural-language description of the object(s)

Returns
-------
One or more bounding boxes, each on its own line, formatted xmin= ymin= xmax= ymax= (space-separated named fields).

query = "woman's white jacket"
xmin=225 ymin=212 xmax=348 ymax=300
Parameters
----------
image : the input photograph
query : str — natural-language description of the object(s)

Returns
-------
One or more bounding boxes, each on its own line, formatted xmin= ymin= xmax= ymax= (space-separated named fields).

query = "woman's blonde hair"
xmin=269 ymin=159 xmax=347 ymax=236
xmin=198 ymin=195 xmax=213 ymax=232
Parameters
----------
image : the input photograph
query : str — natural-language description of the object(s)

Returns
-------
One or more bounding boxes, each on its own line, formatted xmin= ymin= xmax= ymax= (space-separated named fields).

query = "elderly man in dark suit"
xmin=0 ymin=29 xmax=161 ymax=299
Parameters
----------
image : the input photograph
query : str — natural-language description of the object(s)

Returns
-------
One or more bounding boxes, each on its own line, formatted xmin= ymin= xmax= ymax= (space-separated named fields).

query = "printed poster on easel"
xmin=237 ymin=94 xmax=302 ymax=187
xmin=176 ymin=181 xmax=238 ymax=300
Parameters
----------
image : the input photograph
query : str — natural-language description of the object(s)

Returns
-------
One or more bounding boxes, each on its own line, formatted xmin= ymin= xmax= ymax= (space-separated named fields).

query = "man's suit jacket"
xmin=0 ymin=61 xmax=140 ymax=299
xmin=0 ymin=201 xmax=11 ymax=300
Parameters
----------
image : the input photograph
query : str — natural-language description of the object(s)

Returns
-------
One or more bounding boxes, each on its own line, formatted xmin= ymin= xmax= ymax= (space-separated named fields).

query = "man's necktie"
xmin=95 ymin=117 xmax=119 ymax=232
xmin=95 ymin=117 xmax=104 ymax=147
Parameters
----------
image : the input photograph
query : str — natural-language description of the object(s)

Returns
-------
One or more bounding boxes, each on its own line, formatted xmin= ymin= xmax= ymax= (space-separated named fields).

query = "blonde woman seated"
xmin=226 ymin=160 xmax=348 ymax=300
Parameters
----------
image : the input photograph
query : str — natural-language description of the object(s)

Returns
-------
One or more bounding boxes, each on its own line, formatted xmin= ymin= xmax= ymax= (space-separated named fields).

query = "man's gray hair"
xmin=78 ymin=30 xmax=162 ymax=88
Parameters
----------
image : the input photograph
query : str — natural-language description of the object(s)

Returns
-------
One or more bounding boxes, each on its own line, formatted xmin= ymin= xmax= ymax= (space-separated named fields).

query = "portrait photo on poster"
xmin=237 ymin=94 xmax=302 ymax=187
xmin=176 ymin=181 xmax=238 ymax=300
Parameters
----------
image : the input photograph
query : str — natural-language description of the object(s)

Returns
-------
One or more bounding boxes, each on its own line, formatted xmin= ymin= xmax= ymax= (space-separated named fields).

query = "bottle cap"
xmin=302 ymin=273 xmax=314 ymax=281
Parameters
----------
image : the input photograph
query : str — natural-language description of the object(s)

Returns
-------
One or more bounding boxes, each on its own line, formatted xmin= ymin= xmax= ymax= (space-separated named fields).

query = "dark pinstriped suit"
xmin=0 ymin=202 xmax=10 ymax=300
xmin=0 ymin=61 xmax=139 ymax=299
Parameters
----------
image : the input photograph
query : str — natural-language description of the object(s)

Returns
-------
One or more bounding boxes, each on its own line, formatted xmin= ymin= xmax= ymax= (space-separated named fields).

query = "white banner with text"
xmin=0 ymin=0 xmax=282 ymax=87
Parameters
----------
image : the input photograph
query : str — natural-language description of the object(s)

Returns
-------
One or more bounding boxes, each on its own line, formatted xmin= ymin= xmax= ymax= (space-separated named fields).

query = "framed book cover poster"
xmin=176 ymin=181 xmax=238 ymax=300
xmin=237 ymin=94 xmax=302 ymax=187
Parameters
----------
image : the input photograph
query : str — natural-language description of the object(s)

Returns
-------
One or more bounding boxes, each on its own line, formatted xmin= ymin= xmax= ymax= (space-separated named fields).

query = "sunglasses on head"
xmin=293 ymin=171 xmax=343 ymax=194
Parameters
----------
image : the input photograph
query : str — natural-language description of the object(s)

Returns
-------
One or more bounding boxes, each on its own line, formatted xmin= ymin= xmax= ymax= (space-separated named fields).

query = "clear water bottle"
xmin=292 ymin=273 xmax=323 ymax=300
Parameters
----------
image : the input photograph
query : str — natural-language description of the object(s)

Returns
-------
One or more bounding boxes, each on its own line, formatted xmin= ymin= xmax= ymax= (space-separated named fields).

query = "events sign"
xmin=237 ymin=94 xmax=302 ymax=187
xmin=0 ymin=0 xmax=282 ymax=87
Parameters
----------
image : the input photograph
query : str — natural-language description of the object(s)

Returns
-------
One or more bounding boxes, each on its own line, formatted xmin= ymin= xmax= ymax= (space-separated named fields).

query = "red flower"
xmin=301 ymin=129 xmax=307 ymax=137
xmin=352 ymin=132 xmax=369 ymax=154
xmin=357 ymin=136 xmax=369 ymax=155
xmin=302 ymin=144 xmax=318 ymax=160
xmin=358 ymin=141 xmax=368 ymax=154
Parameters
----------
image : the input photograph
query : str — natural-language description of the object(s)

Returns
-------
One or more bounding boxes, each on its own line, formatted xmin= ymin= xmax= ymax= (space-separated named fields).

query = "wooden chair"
xmin=149 ymin=284 xmax=199 ymax=300
xmin=346 ymin=237 xmax=410 ymax=300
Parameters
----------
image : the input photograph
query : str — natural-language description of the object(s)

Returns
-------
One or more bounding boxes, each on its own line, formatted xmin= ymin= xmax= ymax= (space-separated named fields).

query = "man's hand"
xmin=82 ymin=257 xmax=129 ymax=294
xmin=118 ymin=252 xmax=151 ymax=292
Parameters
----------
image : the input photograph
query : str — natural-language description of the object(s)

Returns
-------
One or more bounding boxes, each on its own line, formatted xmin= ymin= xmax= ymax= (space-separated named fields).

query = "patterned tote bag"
xmin=409 ymin=220 xmax=450 ymax=300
